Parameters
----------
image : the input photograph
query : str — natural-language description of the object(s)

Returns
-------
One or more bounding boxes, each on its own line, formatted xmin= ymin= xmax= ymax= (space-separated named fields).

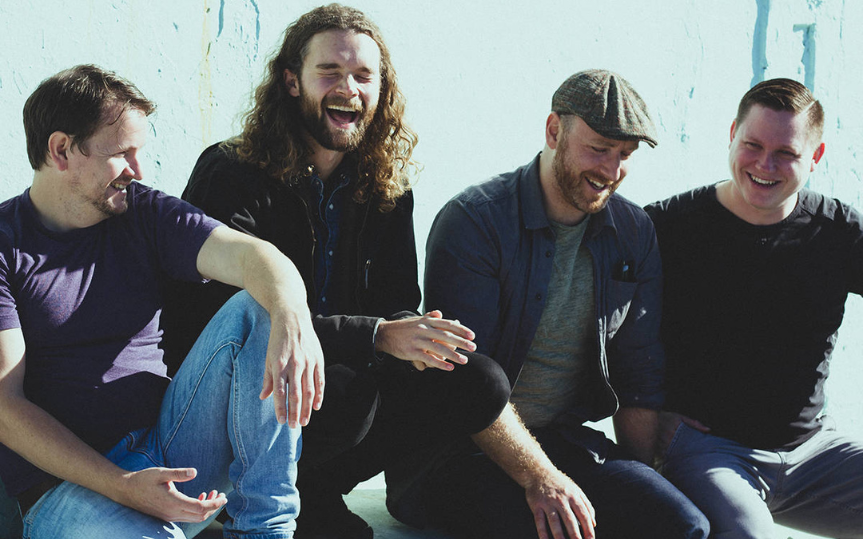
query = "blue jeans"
xmin=661 ymin=420 xmax=863 ymax=539
xmin=424 ymin=426 xmax=709 ymax=539
xmin=22 ymin=291 xmax=301 ymax=539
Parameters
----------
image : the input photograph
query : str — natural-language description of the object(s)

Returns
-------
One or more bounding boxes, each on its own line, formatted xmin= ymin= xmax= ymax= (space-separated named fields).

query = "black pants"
xmin=423 ymin=427 xmax=710 ymax=539
xmin=296 ymin=352 xmax=510 ymax=509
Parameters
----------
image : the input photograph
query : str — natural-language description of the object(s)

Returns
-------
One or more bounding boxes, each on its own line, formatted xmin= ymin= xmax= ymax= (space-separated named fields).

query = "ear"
xmin=729 ymin=119 xmax=738 ymax=143
xmin=545 ymin=112 xmax=562 ymax=150
xmin=810 ymin=142 xmax=826 ymax=170
xmin=47 ymin=131 xmax=72 ymax=171
xmin=283 ymin=69 xmax=300 ymax=98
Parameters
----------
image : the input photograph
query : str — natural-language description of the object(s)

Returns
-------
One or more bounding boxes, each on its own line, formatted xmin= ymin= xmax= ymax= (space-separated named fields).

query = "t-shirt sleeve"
xmin=133 ymin=186 xmax=222 ymax=283
xmin=0 ymin=243 xmax=21 ymax=332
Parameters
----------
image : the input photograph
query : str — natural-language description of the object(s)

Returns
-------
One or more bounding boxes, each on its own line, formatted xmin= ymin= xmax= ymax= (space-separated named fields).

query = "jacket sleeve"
xmin=605 ymin=213 xmax=666 ymax=411
xmin=424 ymin=197 xmax=503 ymax=359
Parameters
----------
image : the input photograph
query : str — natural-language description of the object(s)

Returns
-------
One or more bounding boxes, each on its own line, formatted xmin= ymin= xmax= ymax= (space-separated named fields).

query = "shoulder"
xmin=798 ymin=188 xmax=863 ymax=232
xmin=184 ymin=142 xmax=272 ymax=201
xmin=644 ymin=184 xmax=717 ymax=227
xmin=444 ymin=162 xmax=528 ymax=218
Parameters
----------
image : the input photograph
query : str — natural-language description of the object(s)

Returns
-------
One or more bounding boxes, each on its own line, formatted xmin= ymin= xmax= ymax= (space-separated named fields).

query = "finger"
xmin=426 ymin=340 xmax=469 ymax=365
xmin=546 ymin=509 xmax=569 ymax=539
xmin=259 ymin=371 xmax=274 ymax=401
xmin=415 ymin=350 xmax=455 ymax=371
xmin=272 ymin=369 xmax=289 ymax=425
xmin=424 ymin=310 xmax=443 ymax=319
xmin=560 ymin=506 xmax=585 ymax=539
xmin=163 ymin=467 xmax=197 ymax=484
xmin=286 ymin=364 xmax=302 ymax=428
xmin=313 ymin=361 xmax=325 ymax=411
xmin=533 ymin=509 xmax=551 ymax=539
xmin=299 ymin=359 xmax=315 ymax=426
xmin=571 ymin=496 xmax=596 ymax=537
xmin=424 ymin=316 xmax=476 ymax=341
xmin=431 ymin=330 xmax=476 ymax=354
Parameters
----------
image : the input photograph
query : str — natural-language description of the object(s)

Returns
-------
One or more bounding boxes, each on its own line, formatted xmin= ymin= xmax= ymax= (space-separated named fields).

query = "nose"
xmin=600 ymin=153 xmax=624 ymax=182
xmin=756 ymin=151 xmax=776 ymax=173
xmin=125 ymin=153 xmax=143 ymax=181
xmin=335 ymin=74 xmax=359 ymax=98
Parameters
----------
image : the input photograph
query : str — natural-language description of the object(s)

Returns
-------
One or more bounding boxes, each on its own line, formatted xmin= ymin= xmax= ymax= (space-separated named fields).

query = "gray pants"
xmin=661 ymin=419 xmax=863 ymax=539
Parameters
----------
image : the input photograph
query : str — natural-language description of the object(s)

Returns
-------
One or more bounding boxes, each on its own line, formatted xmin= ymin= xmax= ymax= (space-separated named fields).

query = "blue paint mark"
xmin=218 ymin=0 xmax=225 ymax=38
xmin=751 ymin=0 xmax=770 ymax=88
xmin=689 ymin=87 xmax=695 ymax=99
xmin=794 ymin=24 xmax=816 ymax=90
xmin=173 ymin=22 xmax=179 ymax=31
xmin=251 ymin=0 xmax=261 ymax=55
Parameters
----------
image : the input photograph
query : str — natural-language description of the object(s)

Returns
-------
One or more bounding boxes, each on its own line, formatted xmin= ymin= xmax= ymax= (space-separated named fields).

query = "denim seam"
xmin=162 ymin=340 xmax=241 ymax=453
xmin=230 ymin=343 xmax=253 ymax=525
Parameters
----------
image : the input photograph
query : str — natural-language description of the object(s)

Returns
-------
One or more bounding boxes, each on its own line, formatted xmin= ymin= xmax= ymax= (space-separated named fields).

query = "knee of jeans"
xmin=459 ymin=353 xmax=511 ymax=434
xmin=680 ymin=506 xmax=711 ymax=539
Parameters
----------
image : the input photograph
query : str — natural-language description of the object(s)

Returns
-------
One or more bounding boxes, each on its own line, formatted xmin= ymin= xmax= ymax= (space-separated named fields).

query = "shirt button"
xmin=545 ymin=250 xmax=552 ymax=258
xmin=329 ymin=203 xmax=334 ymax=210
xmin=535 ymin=293 xmax=542 ymax=300
xmin=328 ymin=250 xmax=333 ymax=256
xmin=322 ymin=297 xmax=327 ymax=303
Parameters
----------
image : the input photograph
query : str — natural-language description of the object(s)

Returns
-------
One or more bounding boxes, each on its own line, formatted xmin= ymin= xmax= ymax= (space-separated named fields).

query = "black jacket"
xmin=162 ymin=142 xmax=421 ymax=373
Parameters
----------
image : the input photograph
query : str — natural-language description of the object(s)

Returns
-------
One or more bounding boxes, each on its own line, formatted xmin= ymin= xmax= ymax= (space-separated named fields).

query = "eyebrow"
xmin=315 ymin=63 xmax=376 ymax=75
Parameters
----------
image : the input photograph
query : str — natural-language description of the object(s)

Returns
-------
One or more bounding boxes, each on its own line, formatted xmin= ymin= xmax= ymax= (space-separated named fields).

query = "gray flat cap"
xmin=552 ymin=69 xmax=658 ymax=148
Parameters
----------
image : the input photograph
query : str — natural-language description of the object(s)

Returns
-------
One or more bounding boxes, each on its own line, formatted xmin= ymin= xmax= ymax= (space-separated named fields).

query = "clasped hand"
xmin=376 ymin=310 xmax=477 ymax=371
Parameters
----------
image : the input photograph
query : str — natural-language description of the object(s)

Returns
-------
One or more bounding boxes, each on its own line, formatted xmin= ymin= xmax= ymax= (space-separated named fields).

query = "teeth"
xmin=750 ymin=174 xmax=777 ymax=186
xmin=587 ymin=178 xmax=606 ymax=189
xmin=327 ymin=105 xmax=359 ymax=113
xmin=110 ymin=182 xmax=126 ymax=190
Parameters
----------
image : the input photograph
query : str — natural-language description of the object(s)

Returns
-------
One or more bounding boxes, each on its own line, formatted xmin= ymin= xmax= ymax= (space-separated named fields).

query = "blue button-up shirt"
xmin=424 ymin=154 xmax=665 ymax=453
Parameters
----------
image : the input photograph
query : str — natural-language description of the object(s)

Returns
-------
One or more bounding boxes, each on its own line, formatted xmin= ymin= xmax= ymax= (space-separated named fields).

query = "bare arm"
xmin=0 ymin=328 xmax=224 ymax=522
xmin=196 ymin=226 xmax=324 ymax=428
xmin=612 ymin=407 xmax=659 ymax=466
xmin=471 ymin=403 xmax=596 ymax=539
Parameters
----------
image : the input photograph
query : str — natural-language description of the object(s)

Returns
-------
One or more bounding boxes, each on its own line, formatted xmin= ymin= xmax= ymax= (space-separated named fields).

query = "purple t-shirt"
xmin=0 ymin=183 xmax=220 ymax=495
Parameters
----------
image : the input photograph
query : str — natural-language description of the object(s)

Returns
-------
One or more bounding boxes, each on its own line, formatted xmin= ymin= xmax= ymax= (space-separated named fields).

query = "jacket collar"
xmin=519 ymin=152 xmax=619 ymax=239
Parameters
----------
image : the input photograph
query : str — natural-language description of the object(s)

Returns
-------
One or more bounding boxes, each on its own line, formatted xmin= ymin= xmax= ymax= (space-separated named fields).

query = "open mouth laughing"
xmin=749 ymin=173 xmax=779 ymax=187
xmin=586 ymin=176 xmax=611 ymax=192
xmin=326 ymin=103 xmax=362 ymax=128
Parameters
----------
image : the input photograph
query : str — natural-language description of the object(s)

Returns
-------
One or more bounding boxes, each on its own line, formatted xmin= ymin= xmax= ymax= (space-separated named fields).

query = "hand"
xmin=657 ymin=411 xmax=710 ymax=455
xmin=117 ymin=467 xmax=226 ymax=523
xmin=260 ymin=309 xmax=325 ymax=427
xmin=525 ymin=468 xmax=596 ymax=539
xmin=376 ymin=311 xmax=477 ymax=371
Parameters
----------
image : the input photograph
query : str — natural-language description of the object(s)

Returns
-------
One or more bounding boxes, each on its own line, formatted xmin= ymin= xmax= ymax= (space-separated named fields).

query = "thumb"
xmin=425 ymin=310 xmax=443 ymax=319
xmin=164 ymin=467 xmax=197 ymax=484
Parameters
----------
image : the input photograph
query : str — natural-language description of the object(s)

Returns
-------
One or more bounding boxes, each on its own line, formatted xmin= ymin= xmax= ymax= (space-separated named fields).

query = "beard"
xmin=69 ymin=175 xmax=129 ymax=219
xmin=552 ymin=136 xmax=618 ymax=216
xmin=298 ymin=88 xmax=376 ymax=152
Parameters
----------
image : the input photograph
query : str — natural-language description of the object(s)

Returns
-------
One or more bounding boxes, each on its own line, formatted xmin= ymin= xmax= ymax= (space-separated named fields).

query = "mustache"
xmin=323 ymin=96 xmax=364 ymax=112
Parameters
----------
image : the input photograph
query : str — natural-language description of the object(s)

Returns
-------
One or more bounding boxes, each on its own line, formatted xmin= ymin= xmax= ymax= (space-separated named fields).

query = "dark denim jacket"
xmin=425 ymin=155 xmax=665 ymax=428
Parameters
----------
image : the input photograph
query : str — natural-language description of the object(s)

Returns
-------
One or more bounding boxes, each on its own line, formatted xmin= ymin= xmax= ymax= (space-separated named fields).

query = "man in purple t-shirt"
xmin=0 ymin=65 xmax=324 ymax=538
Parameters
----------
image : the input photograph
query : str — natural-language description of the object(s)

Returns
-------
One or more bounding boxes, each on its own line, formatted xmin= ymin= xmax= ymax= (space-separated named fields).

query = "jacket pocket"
xmin=606 ymin=279 xmax=637 ymax=338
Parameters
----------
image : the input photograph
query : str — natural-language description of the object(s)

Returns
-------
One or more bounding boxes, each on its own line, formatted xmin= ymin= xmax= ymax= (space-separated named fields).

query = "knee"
xmin=459 ymin=353 xmax=511 ymax=433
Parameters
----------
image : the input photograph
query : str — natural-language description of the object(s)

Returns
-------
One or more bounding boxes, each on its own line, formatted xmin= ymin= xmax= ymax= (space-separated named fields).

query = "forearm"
xmin=0 ymin=393 xmax=126 ymax=500
xmin=470 ymin=403 xmax=560 ymax=488
xmin=613 ymin=407 xmax=659 ymax=465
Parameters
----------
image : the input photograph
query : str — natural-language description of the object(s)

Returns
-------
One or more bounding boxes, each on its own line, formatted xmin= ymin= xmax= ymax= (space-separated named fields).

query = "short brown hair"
xmin=736 ymin=78 xmax=823 ymax=143
xmin=23 ymin=64 xmax=156 ymax=170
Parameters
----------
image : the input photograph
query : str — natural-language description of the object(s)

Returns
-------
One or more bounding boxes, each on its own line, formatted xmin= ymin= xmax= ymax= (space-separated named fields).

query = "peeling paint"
xmin=751 ymin=0 xmax=770 ymax=86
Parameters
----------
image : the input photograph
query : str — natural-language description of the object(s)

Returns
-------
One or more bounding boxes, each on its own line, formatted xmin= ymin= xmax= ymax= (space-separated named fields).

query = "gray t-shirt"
xmin=511 ymin=217 xmax=596 ymax=427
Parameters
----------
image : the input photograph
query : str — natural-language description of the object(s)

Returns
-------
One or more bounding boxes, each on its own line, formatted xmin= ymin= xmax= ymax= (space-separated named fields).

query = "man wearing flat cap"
xmin=398 ymin=70 xmax=709 ymax=539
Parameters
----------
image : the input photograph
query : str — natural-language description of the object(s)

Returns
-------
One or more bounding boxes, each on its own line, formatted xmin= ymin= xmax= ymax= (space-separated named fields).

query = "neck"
xmin=306 ymin=135 xmax=347 ymax=181
xmin=30 ymin=172 xmax=100 ymax=232
xmin=538 ymin=148 xmax=588 ymax=226
xmin=715 ymin=180 xmax=796 ymax=225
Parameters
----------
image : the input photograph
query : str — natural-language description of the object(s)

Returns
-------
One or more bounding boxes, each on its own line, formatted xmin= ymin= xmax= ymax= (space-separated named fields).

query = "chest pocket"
xmin=605 ymin=279 xmax=637 ymax=339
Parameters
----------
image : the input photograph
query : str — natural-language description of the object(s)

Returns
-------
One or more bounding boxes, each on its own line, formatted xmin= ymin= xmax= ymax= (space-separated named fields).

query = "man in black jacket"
xmin=163 ymin=5 xmax=509 ymax=539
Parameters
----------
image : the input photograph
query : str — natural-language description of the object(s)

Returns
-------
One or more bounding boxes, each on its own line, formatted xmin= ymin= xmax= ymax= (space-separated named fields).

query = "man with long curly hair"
xmin=163 ymin=4 xmax=510 ymax=539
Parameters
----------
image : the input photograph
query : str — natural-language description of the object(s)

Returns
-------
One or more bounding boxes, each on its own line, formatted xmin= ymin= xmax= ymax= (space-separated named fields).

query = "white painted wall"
xmin=2 ymin=1 xmax=862 ymax=537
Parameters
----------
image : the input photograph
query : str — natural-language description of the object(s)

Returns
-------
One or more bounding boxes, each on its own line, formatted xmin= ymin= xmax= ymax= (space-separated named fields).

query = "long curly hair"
xmin=231 ymin=4 xmax=417 ymax=211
